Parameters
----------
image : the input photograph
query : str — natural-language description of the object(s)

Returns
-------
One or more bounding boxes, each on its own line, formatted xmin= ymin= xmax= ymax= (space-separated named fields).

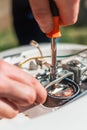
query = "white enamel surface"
xmin=0 ymin=43 xmax=87 ymax=130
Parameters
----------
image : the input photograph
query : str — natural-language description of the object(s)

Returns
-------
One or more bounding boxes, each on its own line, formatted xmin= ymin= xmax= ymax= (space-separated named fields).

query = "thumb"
xmin=29 ymin=0 xmax=54 ymax=33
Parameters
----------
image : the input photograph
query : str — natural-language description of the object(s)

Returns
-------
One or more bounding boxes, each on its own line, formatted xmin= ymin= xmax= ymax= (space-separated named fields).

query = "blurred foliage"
xmin=0 ymin=28 xmax=18 ymax=51
xmin=0 ymin=26 xmax=87 ymax=52
xmin=60 ymin=26 xmax=87 ymax=45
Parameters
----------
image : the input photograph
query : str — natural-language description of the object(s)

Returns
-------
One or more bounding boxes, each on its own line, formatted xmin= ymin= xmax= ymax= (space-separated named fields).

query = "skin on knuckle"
xmin=29 ymin=0 xmax=53 ymax=33
xmin=0 ymin=76 xmax=8 ymax=93
xmin=34 ymin=8 xmax=50 ymax=22
xmin=30 ymin=76 xmax=40 ymax=87
xmin=25 ymin=88 xmax=36 ymax=105
xmin=0 ymin=109 xmax=18 ymax=119
xmin=7 ymin=111 xmax=18 ymax=119
xmin=57 ymin=0 xmax=79 ymax=26
xmin=73 ymin=15 xmax=78 ymax=23
xmin=40 ymin=90 xmax=47 ymax=104
xmin=0 ymin=60 xmax=5 ymax=70
xmin=31 ymin=78 xmax=47 ymax=103
xmin=69 ymin=16 xmax=78 ymax=25
xmin=61 ymin=14 xmax=78 ymax=26
xmin=0 ymin=60 xmax=10 ymax=75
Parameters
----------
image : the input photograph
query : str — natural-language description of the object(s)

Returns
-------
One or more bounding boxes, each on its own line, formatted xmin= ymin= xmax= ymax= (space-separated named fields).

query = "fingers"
xmin=29 ymin=0 xmax=80 ymax=33
xmin=55 ymin=0 xmax=80 ymax=26
xmin=0 ymin=98 xmax=19 ymax=119
xmin=29 ymin=0 xmax=53 ymax=33
xmin=0 ymin=76 xmax=36 ymax=106
xmin=0 ymin=60 xmax=47 ymax=104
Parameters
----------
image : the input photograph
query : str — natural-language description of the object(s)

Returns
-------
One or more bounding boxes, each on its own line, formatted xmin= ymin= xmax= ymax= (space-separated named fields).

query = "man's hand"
xmin=0 ymin=60 xmax=47 ymax=119
xmin=29 ymin=0 xmax=80 ymax=33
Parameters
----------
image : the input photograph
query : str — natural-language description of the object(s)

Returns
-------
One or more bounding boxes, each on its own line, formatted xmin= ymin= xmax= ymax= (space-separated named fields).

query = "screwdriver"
xmin=46 ymin=0 xmax=61 ymax=80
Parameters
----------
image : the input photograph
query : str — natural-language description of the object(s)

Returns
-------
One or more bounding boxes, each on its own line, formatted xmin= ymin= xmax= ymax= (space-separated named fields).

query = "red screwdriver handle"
xmin=46 ymin=0 xmax=61 ymax=38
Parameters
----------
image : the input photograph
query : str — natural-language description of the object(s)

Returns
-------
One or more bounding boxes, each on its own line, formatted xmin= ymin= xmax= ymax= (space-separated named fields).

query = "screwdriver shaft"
xmin=51 ymin=38 xmax=57 ymax=80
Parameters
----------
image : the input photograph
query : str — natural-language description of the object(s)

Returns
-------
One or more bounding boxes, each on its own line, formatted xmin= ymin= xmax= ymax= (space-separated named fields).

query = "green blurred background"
xmin=0 ymin=0 xmax=87 ymax=52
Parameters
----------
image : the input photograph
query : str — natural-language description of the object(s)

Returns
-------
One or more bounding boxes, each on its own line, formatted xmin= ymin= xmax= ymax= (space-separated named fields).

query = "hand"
xmin=29 ymin=0 xmax=80 ymax=33
xmin=0 ymin=60 xmax=47 ymax=119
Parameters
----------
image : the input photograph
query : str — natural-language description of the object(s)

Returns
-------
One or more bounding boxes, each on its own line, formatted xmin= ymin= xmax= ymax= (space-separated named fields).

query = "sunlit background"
xmin=0 ymin=0 xmax=87 ymax=51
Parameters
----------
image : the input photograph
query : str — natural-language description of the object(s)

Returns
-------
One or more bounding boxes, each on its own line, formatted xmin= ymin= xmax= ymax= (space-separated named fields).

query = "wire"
xmin=30 ymin=40 xmax=43 ymax=57
xmin=19 ymin=56 xmax=45 ymax=68
xmin=57 ymin=48 xmax=87 ymax=58
xmin=45 ymin=72 xmax=73 ymax=90
xmin=19 ymin=48 xmax=87 ymax=68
